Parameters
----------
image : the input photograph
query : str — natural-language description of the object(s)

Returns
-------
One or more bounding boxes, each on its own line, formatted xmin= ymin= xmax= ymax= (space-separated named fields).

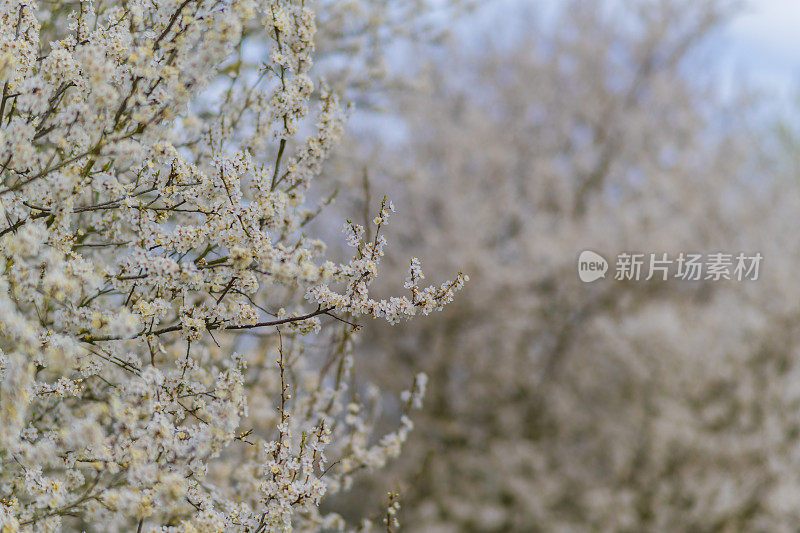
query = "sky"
xmin=516 ymin=0 xmax=800 ymax=98
xmin=496 ymin=1 xmax=800 ymax=99
xmin=717 ymin=0 xmax=800 ymax=98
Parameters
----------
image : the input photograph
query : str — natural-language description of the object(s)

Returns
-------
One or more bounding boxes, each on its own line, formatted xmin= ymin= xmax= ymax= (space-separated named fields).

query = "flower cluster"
xmin=0 ymin=1 xmax=464 ymax=531
xmin=306 ymin=200 xmax=467 ymax=324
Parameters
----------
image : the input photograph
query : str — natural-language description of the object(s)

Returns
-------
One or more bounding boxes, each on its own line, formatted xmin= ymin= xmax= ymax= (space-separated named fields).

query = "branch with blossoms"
xmin=0 ymin=1 xmax=465 ymax=531
xmin=306 ymin=197 xmax=468 ymax=324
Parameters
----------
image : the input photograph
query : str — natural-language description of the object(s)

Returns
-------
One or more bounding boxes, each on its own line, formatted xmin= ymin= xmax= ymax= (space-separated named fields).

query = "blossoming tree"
xmin=339 ymin=0 xmax=800 ymax=530
xmin=0 ymin=0 xmax=466 ymax=531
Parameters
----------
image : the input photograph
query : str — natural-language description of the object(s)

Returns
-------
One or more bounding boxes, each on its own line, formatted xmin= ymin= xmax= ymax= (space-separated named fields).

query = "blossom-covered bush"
xmin=0 ymin=1 xmax=466 ymax=531
xmin=337 ymin=0 xmax=800 ymax=530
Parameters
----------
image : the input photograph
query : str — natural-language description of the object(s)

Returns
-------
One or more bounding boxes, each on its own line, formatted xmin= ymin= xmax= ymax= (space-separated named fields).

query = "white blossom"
xmin=0 ymin=1 xmax=465 ymax=530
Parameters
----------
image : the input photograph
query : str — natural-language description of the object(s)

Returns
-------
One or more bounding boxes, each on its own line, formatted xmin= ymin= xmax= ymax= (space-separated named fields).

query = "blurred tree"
xmin=332 ymin=0 xmax=800 ymax=530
